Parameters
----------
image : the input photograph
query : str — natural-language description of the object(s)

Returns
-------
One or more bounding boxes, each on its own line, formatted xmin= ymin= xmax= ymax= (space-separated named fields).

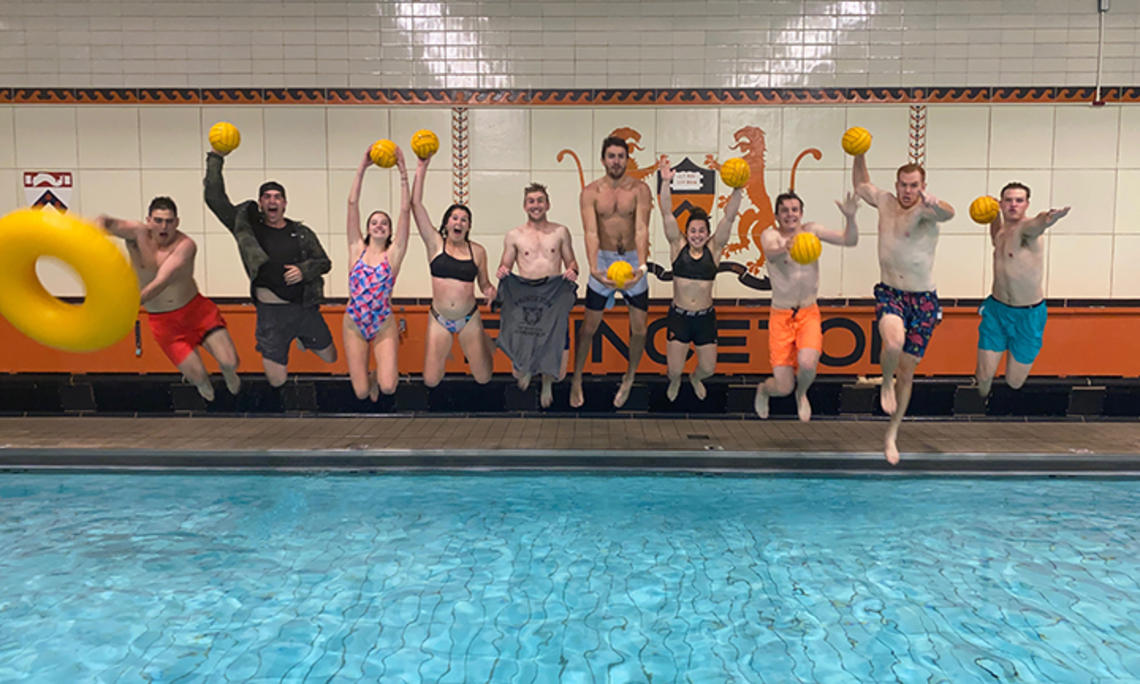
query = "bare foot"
xmin=880 ymin=378 xmax=897 ymax=415
xmin=666 ymin=377 xmax=681 ymax=402
xmin=754 ymin=384 xmax=769 ymax=419
xmin=194 ymin=380 xmax=215 ymax=403
xmin=885 ymin=437 xmax=900 ymax=465
xmin=613 ymin=375 xmax=634 ymax=408
xmin=796 ymin=392 xmax=812 ymax=422
xmin=540 ymin=377 xmax=553 ymax=408
xmin=369 ymin=378 xmax=380 ymax=403
xmin=569 ymin=378 xmax=584 ymax=408
xmin=517 ymin=373 xmax=532 ymax=391
xmin=222 ymin=369 xmax=241 ymax=395
xmin=689 ymin=374 xmax=707 ymax=400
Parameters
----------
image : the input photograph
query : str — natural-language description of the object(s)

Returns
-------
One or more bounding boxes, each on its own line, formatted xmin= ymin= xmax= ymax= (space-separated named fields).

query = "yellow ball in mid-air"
xmin=606 ymin=260 xmax=635 ymax=289
xmin=719 ymin=157 xmax=751 ymax=188
xmin=841 ymin=126 xmax=872 ymax=156
xmin=369 ymin=139 xmax=398 ymax=168
xmin=208 ymin=121 xmax=241 ymax=155
xmin=788 ymin=231 xmax=822 ymax=265
xmin=969 ymin=195 xmax=1000 ymax=224
xmin=410 ymin=129 xmax=440 ymax=159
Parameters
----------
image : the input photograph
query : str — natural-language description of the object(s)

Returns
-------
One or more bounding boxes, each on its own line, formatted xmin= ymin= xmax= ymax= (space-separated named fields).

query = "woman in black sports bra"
xmin=658 ymin=156 xmax=743 ymax=402
xmin=411 ymin=150 xmax=496 ymax=387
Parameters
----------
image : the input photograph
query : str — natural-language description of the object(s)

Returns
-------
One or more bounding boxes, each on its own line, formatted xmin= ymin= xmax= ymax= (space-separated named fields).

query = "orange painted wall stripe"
xmin=2 ymin=305 xmax=1137 ymax=377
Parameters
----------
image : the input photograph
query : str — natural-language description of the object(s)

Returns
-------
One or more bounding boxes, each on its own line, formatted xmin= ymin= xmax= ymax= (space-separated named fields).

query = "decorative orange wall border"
xmin=4 ymin=86 xmax=1139 ymax=106
xmin=3 ymin=304 xmax=1138 ymax=378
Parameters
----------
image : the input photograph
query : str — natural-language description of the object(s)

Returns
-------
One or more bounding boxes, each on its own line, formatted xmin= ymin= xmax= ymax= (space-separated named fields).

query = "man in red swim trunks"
xmin=101 ymin=197 xmax=240 ymax=401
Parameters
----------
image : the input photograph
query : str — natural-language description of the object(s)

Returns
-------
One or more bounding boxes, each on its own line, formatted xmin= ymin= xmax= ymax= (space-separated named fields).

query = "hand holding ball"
xmin=788 ymin=232 xmax=822 ymax=265
xmin=719 ymin=157 xmax=751 ymax=188
xmin=841 ymin=126 xmax=872 ymax=156
xmin=969 ymin=196 xmax=1000 ymax=224
xmin=209 ymin=121 xmax=241 ymax=155
xmin=606 ymin=260 xmax=635 ymax=289
xmin=411 ymin=129 xmax=440 ymax=159
xmin=369 ymin=139 xmax=398 ymax=168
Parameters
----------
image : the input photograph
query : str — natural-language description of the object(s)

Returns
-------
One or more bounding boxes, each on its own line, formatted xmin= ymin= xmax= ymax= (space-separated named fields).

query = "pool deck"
xmin=1 ymin=416 xmax=1140 ymax=474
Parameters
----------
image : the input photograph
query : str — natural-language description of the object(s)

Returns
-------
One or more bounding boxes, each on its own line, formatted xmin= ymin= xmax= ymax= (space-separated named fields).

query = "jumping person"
xmin=204 ymin=148 xmax=336 ymax=387
xmin=495 ymin=183 xmax=580 ymax=408
xmin=976 ymin=182 xmax=1070 ymax=397
xmin=344 ymin=144 xmax=415 ymax=401
xmin=754 ymin=190 xmax=860 ymax=421
xmin=410 ymin=150 xmax=496 ymax=387
xmin=853 ymin=154 xmax=954 ymax=465
xmin=656 ymin=156 xmax=742 ymax=402
xmin=570 ymin=136 xmax=653 ymax=408
xmin=101 ymin=197 xmax=240 ymax=401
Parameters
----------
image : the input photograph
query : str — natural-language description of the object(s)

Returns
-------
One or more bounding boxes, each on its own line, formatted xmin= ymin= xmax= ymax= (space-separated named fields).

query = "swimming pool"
xmin=1 ymin=473 xmax=1138 ymax=682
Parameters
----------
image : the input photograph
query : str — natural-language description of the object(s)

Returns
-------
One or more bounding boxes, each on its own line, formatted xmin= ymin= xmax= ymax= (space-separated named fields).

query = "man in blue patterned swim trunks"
xmin=854 ymin=155 xmax=955 ymax=465
xmin=976 ymin=182 xmax=1070 ymax=397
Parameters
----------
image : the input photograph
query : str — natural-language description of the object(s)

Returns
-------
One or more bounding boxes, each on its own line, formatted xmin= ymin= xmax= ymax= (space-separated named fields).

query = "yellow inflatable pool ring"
xmin=0 ymin=208 xmax=140 ymax=352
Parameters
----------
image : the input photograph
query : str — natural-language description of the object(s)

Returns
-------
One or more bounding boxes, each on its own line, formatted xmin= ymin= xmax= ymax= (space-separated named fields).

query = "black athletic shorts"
xmin=666 ymin=304 xmax=717 ymax=346
xmin=254 ymin=301 xmax=334 ymax=365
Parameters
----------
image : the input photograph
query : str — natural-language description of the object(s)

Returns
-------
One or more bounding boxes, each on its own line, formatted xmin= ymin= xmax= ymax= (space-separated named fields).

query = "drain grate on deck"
xmin=687 ymin=434 xmax=711 ymax=440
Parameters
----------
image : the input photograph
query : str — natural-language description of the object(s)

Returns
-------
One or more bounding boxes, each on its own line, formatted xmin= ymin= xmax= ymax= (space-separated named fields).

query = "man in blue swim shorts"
xmin=569 ymin=136 xmax=652 ymax=409
xmin=855 ymin=154 xmax=955 ymax=465
xmin=976 ymin=182 xmax=1070 ymax=397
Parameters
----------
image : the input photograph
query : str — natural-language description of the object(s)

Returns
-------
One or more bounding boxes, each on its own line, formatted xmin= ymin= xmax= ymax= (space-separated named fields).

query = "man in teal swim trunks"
xmin=976 ymin=182 xmax=1070 ymax=397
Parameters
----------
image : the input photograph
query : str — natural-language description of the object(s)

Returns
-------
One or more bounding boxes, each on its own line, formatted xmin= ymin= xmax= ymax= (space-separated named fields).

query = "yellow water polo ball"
xmin=788 ymin=231 xmax=822 ymax=265
xmin=606 ymin=260 xmax=635 ymax=289
xmin=969 ymin=195 xmax=1000 ymax=224
xmin=208 ymin=121 xmax=241 ymax=155
xmin=410 ymin=129 xmax=440 ymax=159
xmin=719 ymin=157 xmax=751 ymax=188
xmin=0 ymin=208 xmax=140 ymax=352
xmin=369 ymin=139 xmax=398 ymax=168
xmin=841 ymin=126 xmax=872 ymax=156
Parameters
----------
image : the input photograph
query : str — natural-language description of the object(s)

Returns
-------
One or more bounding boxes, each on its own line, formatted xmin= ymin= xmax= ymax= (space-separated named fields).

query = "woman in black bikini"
xmin=657 ymin=156 xmax=743 ymax=401
xmin=411 ymin=150 xmax=496 ymax=387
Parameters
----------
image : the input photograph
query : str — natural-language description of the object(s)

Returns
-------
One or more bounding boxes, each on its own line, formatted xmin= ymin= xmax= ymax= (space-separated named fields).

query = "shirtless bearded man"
xmin=570 ymin=136 xmax=653 ymax=409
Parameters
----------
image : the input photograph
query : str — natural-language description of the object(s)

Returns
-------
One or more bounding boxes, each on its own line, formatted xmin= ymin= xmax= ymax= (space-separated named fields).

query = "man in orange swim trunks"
xmin=101 ymin=197 xmax=240 ymax=401
xmin=754 ymin=190 xmax=859 ymax=422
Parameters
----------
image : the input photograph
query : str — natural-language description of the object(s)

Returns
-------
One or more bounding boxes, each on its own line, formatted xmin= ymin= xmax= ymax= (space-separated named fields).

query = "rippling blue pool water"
xmin=2 ymin=473 xmax=1139 ymax=682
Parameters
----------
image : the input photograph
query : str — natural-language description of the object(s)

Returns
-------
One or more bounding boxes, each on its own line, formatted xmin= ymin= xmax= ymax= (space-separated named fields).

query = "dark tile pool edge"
xmin=3 ymin=448 xmax=1140 ymax=475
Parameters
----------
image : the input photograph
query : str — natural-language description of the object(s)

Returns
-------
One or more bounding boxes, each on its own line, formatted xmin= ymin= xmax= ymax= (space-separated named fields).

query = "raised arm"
xmin=203 ymin=151 xmax=239 ymax=231
xmin=1021 ymin=206 xmax=1071 ymax=239
xmin=918 ymin=190 xmax=955 ymax=223
xmin=814 ymin=192 xmax=860 ymax=247
xmin=139 ymin=238 xmax=196 ymax=304
xmin=410 ymin=153 xmax=441 ymax=256
xmin=346 ymin=147 xmax=371 ymax=253
xmin=388 ymin=147 xmax=413 ymax=272
xmin=657 ymin=157 xmax=684 ymax=247
xmin=712 ymin=186 xmax=744 ymax=253
xmin=99 ymin=215 xmax=157 ymax=270
xmin=852 ymin=154 xmax=881 ymax=208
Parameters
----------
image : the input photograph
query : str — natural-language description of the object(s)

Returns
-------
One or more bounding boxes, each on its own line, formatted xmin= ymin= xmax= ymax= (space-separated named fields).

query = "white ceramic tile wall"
xmin=3 ymin=102 xmax=1140 ymax=299
xmin=4 ymin=1 xmax=1139 ymax=88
